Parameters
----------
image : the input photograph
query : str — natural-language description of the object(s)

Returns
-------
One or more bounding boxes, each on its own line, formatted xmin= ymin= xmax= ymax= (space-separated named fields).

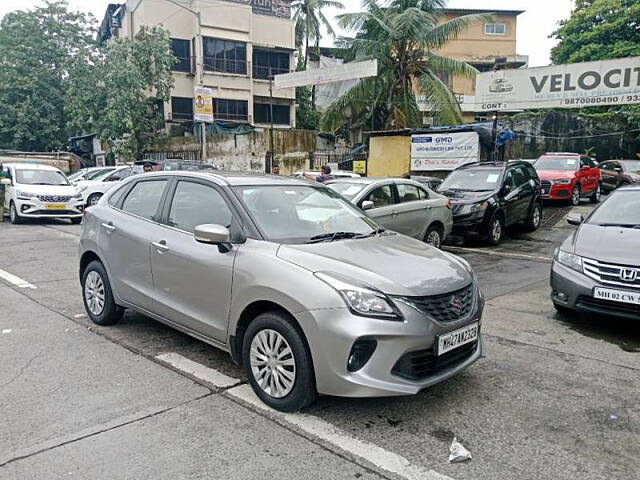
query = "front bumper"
xmin=541 ymin=184 xmax=572 ymax=200
xmin=297 ymin=286 xmax=484 ymax=397
xmin=451 ymin=211 xmax=489 ymax=238
xmin=550 ymin=261 xmax=640 ymax=319
xmin=14 ymin=197 xmax=84 ymax=218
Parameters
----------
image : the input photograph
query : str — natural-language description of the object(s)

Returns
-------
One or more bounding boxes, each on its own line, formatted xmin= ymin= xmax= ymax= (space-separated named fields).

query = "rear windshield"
xmin=327 ymin=182 xmax=366 ymax=201
xmin=535 ymin=156 xmax=578 ymax=170
xmin=438 ymin=167 xmax=502 ymax=192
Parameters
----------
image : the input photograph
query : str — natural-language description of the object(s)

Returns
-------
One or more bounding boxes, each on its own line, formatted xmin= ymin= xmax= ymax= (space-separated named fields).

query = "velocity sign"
xmin=470 ymin=56 xmax=640 ymax=112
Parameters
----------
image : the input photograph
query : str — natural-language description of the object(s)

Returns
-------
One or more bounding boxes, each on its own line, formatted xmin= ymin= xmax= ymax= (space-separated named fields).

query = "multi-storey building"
xmin=98 ymin=0 xmax=296 ymax=129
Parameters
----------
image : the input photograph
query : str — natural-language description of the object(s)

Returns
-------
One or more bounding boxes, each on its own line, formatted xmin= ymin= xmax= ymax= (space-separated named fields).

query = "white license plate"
xmin=593 ymin=287 xmax=640 ymax=305
xmin=437 ymin=322 xmax=479 ymax=356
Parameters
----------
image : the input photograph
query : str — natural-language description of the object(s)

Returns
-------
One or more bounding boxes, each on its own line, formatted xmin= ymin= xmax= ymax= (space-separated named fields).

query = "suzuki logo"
xmin=619 ymin=268 xmax=638 ymax=282
xmin=450 ymin=295 xmax=463 ymax=315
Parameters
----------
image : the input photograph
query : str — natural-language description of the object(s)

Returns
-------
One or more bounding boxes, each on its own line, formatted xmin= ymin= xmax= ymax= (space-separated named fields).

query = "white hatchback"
xmin=1 ymin=163 xmax=84 ymax=224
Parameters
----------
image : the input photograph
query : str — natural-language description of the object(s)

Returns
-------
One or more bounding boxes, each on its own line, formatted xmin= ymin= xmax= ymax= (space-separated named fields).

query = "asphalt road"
xmin=1 ymin=202 xmax=638 ymax=480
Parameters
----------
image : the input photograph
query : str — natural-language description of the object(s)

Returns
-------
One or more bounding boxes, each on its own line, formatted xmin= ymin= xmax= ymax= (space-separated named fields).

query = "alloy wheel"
xmin=426 ymin=230 xmax=442 ymax=248
xmin=84 ymin=271 xmax=105 ymax=316
xmin=10 ymin=203 xmax=16 ymax=223
xmin=594 ymin=185 xmax=601 ymax=201
xmin=89 ymin=194 xmax=101 ymax=206
xmin=572 ymin=186 xmax=580 ymax=206
xmin=250 ymin=329 xmax=296 ymax=398
xmin=532 ymin=205 xmax=541 ymax=228
xmin=492 ymin=218 xmax=502 ymax=242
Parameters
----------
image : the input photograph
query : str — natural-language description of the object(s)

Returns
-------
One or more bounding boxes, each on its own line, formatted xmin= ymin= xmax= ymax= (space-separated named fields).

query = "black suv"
xmin=438 ymin=160 xmax=543 ymax=245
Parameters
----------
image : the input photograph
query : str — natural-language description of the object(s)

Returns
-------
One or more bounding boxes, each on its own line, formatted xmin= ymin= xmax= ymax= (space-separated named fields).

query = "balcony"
xmin=252 ymin=64 xmax=290 ymax=80
xmin=203 ymin=57 xmax=247 ymax=76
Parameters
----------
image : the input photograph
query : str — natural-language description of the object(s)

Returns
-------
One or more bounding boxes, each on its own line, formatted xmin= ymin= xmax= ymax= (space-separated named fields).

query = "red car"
xmin=534 ymin=153 xmax=602 ymax=206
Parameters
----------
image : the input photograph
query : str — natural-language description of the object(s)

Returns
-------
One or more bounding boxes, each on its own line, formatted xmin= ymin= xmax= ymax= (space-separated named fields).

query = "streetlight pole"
xmin=268 ymin=66 xmax=274 ymax=173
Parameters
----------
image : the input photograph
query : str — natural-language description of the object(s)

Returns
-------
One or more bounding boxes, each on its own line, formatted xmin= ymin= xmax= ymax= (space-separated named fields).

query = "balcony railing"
xmin=252 ymin=65 xmax=290 ymax=80
xmin=172 ymin=55 xmax=195 ymax=74
xmin=214 ymin=112 xmax=249 ymax=122
xmin=203 ymin=57 xmax=247 ymax=75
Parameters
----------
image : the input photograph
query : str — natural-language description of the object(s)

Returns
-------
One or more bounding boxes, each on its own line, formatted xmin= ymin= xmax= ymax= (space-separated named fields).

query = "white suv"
xmin=1 ymin=163 xmax=84 ymax=224
xmin=76 ymin=165 xmax=141 ymax=206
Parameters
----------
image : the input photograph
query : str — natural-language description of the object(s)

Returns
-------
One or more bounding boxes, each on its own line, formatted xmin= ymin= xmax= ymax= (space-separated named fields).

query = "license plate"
xmin=437 ymin=322 xmax=479 ymax=356
xmin=593 ymin=287 xmax=640 ymax=305
xmin=45 ymin=203 xmax=66 ymax=210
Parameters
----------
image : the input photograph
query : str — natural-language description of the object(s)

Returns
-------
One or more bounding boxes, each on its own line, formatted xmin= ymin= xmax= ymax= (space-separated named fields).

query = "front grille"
xmin=396 ymin=284 xmax=474 ymax=323
xmin=576 ymin=295 xmax=640 ymax=318
xmin=540 ymin=180 xmax=551 ymax=189
xmin=38 ymin=195 xmax=72 ymax=202
xmin=583 ymin=258 xmax=640 ymax=290
xmin=392 ymin=340 xmax=478 ymax=380
xmin=33 ymin=209 xmax=77 ymax=215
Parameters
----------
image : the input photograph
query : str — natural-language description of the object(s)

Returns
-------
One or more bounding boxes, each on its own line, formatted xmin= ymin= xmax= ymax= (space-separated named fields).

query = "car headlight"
xmin=315 ymin=272 xmax=402 ymax=320
xmin=555 ymin=249 xmax=583 ymax=272
xmin=458 ymin=201 xmax=488 ymax=215
xmin=550 ymin=179 xmax=571 ymax=185
xmin=72 ymin=191 xmax=83 ymax=199
xmin=77 ymin=185 xmax=87 ymax=192
xmin=16 ymin=190 xmax=37 ymax=199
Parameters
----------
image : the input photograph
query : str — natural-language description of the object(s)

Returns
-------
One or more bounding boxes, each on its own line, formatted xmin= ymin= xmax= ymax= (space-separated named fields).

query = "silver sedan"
xmin=327 ymin=178 xmax=453 ymax=248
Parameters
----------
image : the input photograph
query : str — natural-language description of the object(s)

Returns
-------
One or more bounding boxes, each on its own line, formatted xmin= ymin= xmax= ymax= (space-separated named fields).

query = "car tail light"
xmin=83 ymin=207 xmax=91 ymax=217
xmin=447 ymin=199 xmax=452 ymax=209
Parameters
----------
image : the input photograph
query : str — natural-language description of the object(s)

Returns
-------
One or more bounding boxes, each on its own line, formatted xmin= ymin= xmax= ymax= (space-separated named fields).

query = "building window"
xmin=252 ymin=49 xmax=290 ymax=79
xmin=484 ymin=23 xmax=506 ymax=35
xmin=203 ymin=37 xmax=247 ymax=75
xmin=254 ymin=102 xmax=290 ymax=125
xmin=214 ymin=99 xmax=248 ymax=121
xmin=171 ymin=97 xmax=193 ymax=121
xmin=171 ymin=38 xmax=191 ymax=72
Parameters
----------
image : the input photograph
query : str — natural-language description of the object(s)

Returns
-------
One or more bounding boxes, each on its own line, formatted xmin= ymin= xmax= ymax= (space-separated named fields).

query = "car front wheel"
xmin=87 ymin=193 xmax=102 ymax=207
xmin=487 ymin=215 xmax=503 ymax=245
xmin=570 ymin=185 xmax=581 ymax=206
xmin=9 ymin=202 xmax=22 ymax=224
xmin=82 ymin=260 xmax=124 ymax=326
xmin=243 ymin=311 xmax=317 ymax=412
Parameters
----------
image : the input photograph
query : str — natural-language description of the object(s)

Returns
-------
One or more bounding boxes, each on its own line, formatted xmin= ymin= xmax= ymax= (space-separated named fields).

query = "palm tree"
xmin=321 ymin=0 xmax=492 ymax=131
xmin=292 ymin=0 xmax=344 ymax=70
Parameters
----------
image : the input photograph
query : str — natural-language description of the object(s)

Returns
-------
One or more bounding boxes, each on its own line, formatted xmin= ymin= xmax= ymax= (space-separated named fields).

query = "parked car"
xmin=598 ymin=159 xmax=640 ymax=192
xmin=438 ymin=161 xmax=543 ymax=245
xmin=1 ymin=163 xmax=84 ymax=224
xmin=551 ymin=185 xmax=640 ymax=319
xmin=79 ymin=172 xmax=483 ymax=411
xmin=294 ymin=170 xmax=361 ymax=179
xmin=156 ymin=160 xmax=217 ymax=172
xmin=534 ymin=153 xmax=601 ymax=205
xmin=69 ymin=167 xmax=117 ymax=183
xmin=327 ymin=177 xmax=452 ymax=248
xmin=76 ymin=165 xmax=142 ymax=206
xmin=488 ymin=78 xmax=514 ymax=93
xmin=411 ymin=175 xmax=444 ymax=191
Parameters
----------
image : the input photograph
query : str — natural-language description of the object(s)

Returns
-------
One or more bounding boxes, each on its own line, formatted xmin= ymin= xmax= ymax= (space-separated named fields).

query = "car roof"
xmin=3 ymin=162 xmax=60 ymax=171
xmin=540 ymin=152 xmax=581 ymax=156
xmin=326 ymin=177 xmax=427 ymax=188
xmin=139 ymin=170 xmax=314 ymax=187
xmin=455 ymin=160 xmax=529 ymax=170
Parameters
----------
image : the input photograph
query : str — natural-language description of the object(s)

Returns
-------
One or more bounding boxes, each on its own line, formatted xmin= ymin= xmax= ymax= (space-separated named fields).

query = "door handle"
xmin=152 ymin=240 xmax=169 ymax=252
xmin=101 ymin=222 xmax=115 ymax=232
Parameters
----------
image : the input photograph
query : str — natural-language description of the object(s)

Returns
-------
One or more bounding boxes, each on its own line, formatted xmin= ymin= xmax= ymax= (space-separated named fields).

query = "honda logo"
xmin=619 ymin=268 xmax=638 ymax=282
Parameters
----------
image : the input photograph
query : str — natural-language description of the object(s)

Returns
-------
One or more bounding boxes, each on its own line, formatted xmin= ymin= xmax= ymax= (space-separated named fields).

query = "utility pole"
xmin=268 ymin=66 xmax=274 ymax=173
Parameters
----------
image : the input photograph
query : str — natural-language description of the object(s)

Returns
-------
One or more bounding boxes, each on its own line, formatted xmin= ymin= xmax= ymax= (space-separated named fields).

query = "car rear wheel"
xmin=570 ymin=185 xmax=581 ymax=206
xmin=82 ymin=260 xmax=124 ymax=326
xmin=243 ymin=311 xmax=317 ymax=412
xmin=524 ymin=203 xmax=542 ymax=232
xmin=87 ymin=193 xmax=102 ymax=207
xmin=9 ymin=202 xmax=22 ymax=224
xmin=424 ymin=225 xmax=443 ymax=248
xmin=589 ymin=183 xmax=601 ymax=204
xmin=487 ymin=215 xmax=503 ymax=245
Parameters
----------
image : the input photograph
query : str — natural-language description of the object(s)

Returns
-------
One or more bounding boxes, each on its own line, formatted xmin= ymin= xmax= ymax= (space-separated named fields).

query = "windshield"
xmin=535 ymin=156 xmax=578 ymax=170
xmin=621 ymin=160 xmax=640 ymax=172
xmin=235 ymin=185 xmax=379 ymax=243
xmin=15 ymin=169 xmax=69 ymax=186
xmin=587 ymin=191 xmax=640 ymax=227
xmin=327 ymin=182 xmax=366 ymax=201
xmin=438 ymin=168 xmax=502 ymax=192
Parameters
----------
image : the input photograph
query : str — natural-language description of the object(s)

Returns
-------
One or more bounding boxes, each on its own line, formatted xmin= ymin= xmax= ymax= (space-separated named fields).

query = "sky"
xmin=1 ymin=0 xmax=575 ymax=66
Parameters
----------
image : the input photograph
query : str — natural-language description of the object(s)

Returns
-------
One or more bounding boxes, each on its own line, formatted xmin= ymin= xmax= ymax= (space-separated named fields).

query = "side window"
xmin=525 ymin=164 xmax=538 ymax=180
xmin=511 ymin=167 xmax=527 ymax=187
xmin=588 ymin=158 xmax=598 ymax=168
xmin=418 ymin=186 xmax=430 ymax=199
xmin=600 ymin=162 xmax=612 ymax=171
xmin=168 ymin=181 xmax=233 ymax=233
xmin=580 ymin=157 xmax=590 ymax=168
xmin=121 ymin=180 xmax=167 ymax=221
xmin=505 ymin=170 xmax=516 ymax=188
xmin=105 ymin=169 xmax=131 ymax=182
xmin=396 ymin=183 xmax=421 ymax=203
xmin=363 ymin=185 xmax=393 ymax=208
xmin=107 ymin=183 xmax=128 ymax=207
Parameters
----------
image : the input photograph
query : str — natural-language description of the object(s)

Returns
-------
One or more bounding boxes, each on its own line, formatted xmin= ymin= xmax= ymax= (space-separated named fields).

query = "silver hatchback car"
xmin=79 ymin=172 xmax=483 ymax=411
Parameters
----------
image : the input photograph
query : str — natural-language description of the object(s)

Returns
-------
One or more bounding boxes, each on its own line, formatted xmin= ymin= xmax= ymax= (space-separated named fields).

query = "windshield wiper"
xmin=354 ymin=227 xmax=386 ymax=239
xmin=306 ymin=231 xmax=360 ymax=243
xmin=597 ymin=223 xmax=640 ymax=229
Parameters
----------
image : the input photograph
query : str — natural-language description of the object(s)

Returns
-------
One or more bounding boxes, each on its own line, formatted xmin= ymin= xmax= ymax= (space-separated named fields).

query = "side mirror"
xmin=1 ymin=178 xmax=10 ymax=186
xmin=361 ymin=200 xmax=374 ymax=211
xmin=566 ymin=213 xmax=584 ymax=226
xmin=503 ymin=184 xmax=512 ymax=194
xmin=194 ymin=224 xmax=232 ymax=252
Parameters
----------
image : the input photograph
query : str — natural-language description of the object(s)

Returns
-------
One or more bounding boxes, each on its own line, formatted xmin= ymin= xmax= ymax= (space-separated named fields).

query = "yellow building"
xmin=98 ymin=0 xmax=296 ymax=129
xmin=420 ymin=8 xmax=528 ymax=123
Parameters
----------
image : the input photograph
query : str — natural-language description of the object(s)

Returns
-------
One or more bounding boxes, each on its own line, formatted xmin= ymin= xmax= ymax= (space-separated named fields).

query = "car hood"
xmin=536 ymin=170 xmax=575 ymax=180
xmin=277 ymin=234 xmax=472 ymax=296
xmin=439 ymin=189 xmax=494 ymax=204
xmin=568 ymin=223 xmax=640 ymax=266
xmin=16 ymin=184 xmax=79 ymax=195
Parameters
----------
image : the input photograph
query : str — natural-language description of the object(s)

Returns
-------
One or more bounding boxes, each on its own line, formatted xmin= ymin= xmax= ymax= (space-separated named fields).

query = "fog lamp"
xmin=347 ymin=339 xmax=377 ymax=372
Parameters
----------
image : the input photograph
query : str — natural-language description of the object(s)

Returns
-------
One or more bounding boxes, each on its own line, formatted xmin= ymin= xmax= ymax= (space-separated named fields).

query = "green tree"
xmin=551 ymin=0 xmax=640 ymax=64
xmin=321 ymin=0 xmax=489 ymax=132
xmin=0 ymin=1 xmax=96 ymax=151
xmin=70 ymin=26 xmax=176 ymax=161
xmin=292 ymin=0 xmax=344 ymax=69
xmin=294 ymin=51 xmax=320 ymax=129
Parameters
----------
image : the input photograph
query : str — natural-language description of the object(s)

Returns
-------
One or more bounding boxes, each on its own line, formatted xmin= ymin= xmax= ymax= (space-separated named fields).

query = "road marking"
xmin=2 ymin=329 xmax=11 ymax=334
xmin=155 ymin=352 xmax=240 ymax=389
xmin=227 ymin=384 xmax=455 ymax=480
xmin=0 ymin=268 xmax=37 ymax=289
xmin=443 ymin=246 xmax=552 ymax=263
xmin=73 ymin=313 xmax=86 ymax=319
